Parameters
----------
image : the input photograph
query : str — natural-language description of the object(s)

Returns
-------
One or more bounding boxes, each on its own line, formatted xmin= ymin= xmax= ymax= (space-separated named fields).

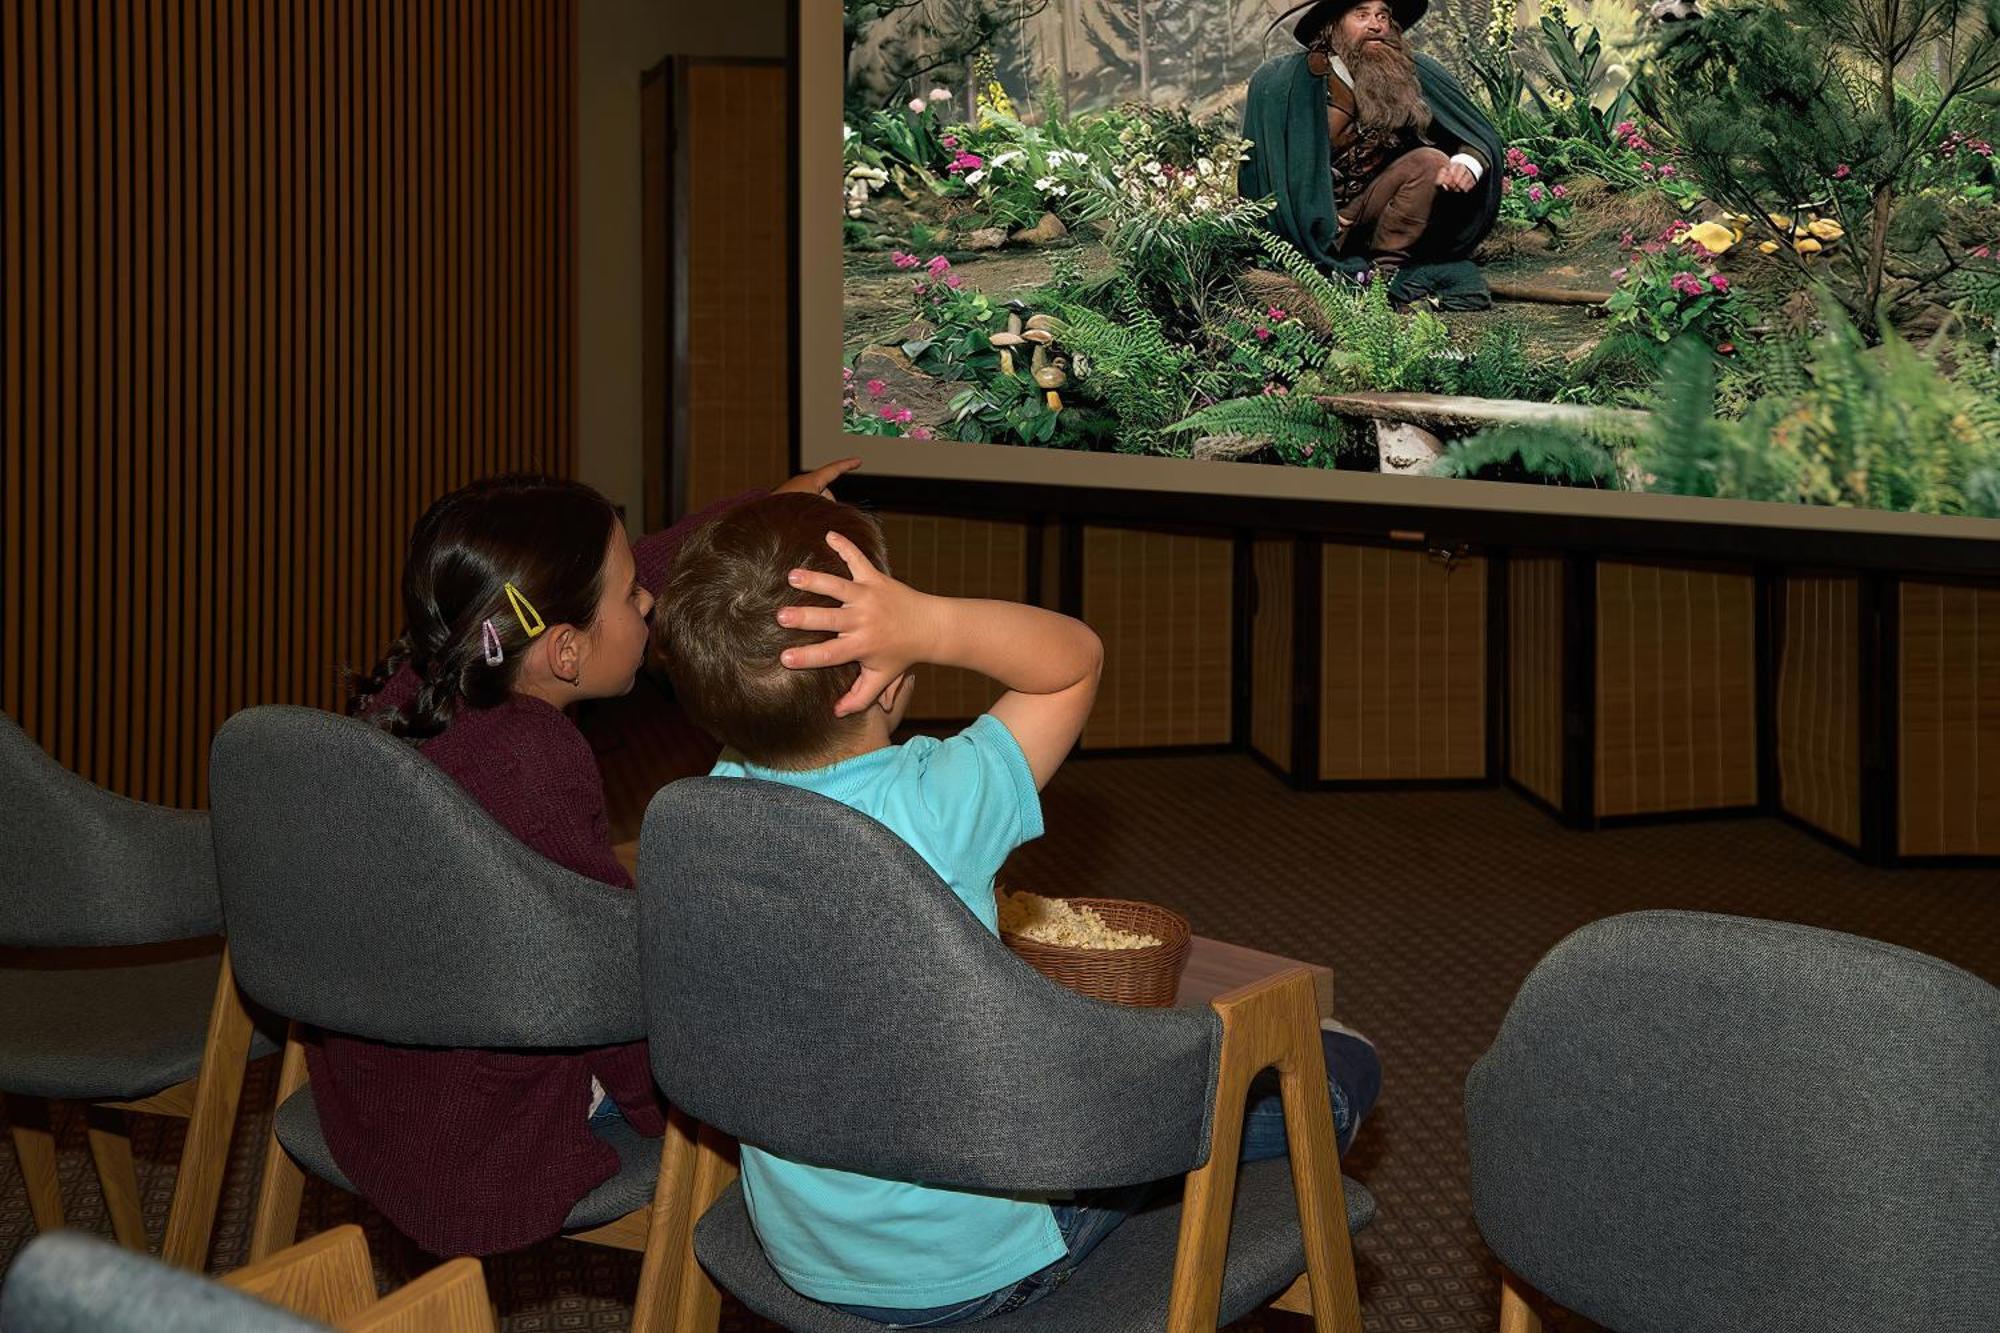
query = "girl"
xmin=312 ymin=461 xmax=856 ymax=1258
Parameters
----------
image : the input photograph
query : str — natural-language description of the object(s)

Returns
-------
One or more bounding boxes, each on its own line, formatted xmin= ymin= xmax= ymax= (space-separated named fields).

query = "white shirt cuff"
xmin=1448 ymin=152 xmax=1485 ymax=183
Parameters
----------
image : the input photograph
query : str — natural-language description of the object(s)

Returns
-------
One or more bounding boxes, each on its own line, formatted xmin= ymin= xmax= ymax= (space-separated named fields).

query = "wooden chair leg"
xmin=670 ymin=1123 xmax=738 ymax=1333
xmin=338 ymin=1256 xmax=496 ymax=1333
xmin=160 ymin=949 xmax=260 ymax=1268
xmin=248 ymin=1026 xmax=312 ymax=1262
xmin=1168 ymin=970 xmax=1361 ymax=1333
xmin=1498 ymin=1270 xmax=1545 ymax=1333
xmin=628 ymin=1106 xmax=702 ymax=1333
xmin=7 ymin=1094 xmax=66 ymax=1232
xmin=82 ymin=1104 xmax=151 ymax=1251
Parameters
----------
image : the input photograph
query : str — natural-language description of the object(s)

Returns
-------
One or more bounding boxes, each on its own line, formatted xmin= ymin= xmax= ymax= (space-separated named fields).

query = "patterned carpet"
xmin=4 ymin=737 xmax=1997 ymax=1330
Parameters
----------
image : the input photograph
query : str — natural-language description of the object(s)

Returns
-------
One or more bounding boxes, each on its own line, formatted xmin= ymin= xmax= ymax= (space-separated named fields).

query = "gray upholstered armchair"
xmin=636 ymin=776 xmax=1376 ymax=1332
xmin=0 ymin=711 xmax=280 ymax=1269
xmin=1465 ymin=909 xmax=2000 ymax=1333
xmin=205 ymin=705 xmax=691 ymax=1328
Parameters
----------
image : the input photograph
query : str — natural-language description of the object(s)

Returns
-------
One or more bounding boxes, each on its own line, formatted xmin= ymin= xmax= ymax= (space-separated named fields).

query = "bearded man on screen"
xmin=1241 ymin=0 xmax=1504 ymax=309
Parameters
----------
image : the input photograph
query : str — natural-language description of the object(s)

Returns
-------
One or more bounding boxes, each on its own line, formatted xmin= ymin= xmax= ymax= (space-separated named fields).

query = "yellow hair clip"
xmin=503 ymin=581 xmax=545 ymax=639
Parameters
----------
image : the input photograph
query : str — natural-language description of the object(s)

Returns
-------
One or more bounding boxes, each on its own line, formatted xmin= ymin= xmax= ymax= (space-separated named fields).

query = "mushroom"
xmin=1794 ymin=236 xmax=1823 ymax=255
xmin=1758 ymin=240 xmax=1781 ymax=254
xmin=1031 ymin=344 xmax=1067 ymax=412
xmin=1021 ymin=328 xmax=1056 ymax=345
xmin=1807 ymin=218 xmax=1844 ymax=242
xmin=989 ymin=328 xmax=1026 ymax=376
xmin=1024 ymin=313 xmax=1060 ymax=334
xmin=1686 ymin=221 xmax=1736 ymax=254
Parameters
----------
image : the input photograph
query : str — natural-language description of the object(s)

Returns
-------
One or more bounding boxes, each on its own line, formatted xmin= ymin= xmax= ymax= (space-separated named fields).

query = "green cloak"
xmin=1238 ymin=49 xmax=1504 ymax=309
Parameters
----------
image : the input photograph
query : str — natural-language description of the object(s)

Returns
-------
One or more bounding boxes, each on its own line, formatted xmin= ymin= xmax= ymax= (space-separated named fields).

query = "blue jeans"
xmin=830 ymin=1030 xmax=1381 ymax=1327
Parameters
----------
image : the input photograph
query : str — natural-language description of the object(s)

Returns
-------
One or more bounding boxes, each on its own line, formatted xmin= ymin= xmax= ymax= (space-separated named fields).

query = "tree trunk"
xmin=1056 ymin=0 xmax=1073 ymax=114
xmin=1137 ymin=0 xmax=1153 ymax=103
xmin=1862 ymin=53 xmax=1899 ymax=339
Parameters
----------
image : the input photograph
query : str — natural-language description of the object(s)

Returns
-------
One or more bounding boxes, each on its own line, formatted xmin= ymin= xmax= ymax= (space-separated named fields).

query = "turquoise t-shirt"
xmin=708 ymin=713 xmax=1065 ymax=1307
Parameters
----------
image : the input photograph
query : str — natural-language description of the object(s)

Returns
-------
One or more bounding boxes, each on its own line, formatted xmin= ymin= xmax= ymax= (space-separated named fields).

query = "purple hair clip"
xmin=481 ymin=619 xmax=504 ymax=666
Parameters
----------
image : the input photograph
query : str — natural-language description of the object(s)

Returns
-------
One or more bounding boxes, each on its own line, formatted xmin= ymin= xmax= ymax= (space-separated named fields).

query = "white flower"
xmin=843 ymin=124 xmax=855 ymax=142
xmin=1035 ymin=176 xmax=1057 ymax=191
xmin=908 ymin=98 xmax=927 ymax=113
xmin=1197 ymin=157 xmax=1214 ymax=176
xmin=965 ymin=169 xmax=986 ymax=186
xmin=928 ymin=87 xmax=952 ymax=101
xmin=1052 ymin=184 xmax=1068 ymax=196
xmin=991 ymin=150 xmax=1024 ymax=167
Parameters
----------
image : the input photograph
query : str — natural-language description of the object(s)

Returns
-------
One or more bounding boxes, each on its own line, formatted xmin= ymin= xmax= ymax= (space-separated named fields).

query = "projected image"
xmin=839 ymin=0 xmax=2000 ymax=517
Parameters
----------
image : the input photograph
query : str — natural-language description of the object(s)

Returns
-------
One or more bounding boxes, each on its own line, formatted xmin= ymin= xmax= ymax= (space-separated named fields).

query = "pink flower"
xmin=1613 ymin=120 xmax=1636 ymax=138
xmin=946 ymin=151 xmax=983 ymax=174
xmin=908 ymin=98 xmax=927 ymax=114
xmin=941 ymin=135 xmax=958 ymax=149
xmin=1640 ymin=160 xmax=1655 ymax=173
xmin=1301 ymin=442 xmax=1316 ymax=458
xmin=1642 ymin=241 xmax=1664 ymax=254
xmin=842 ymin=366 xmax=854 ymax=382
xmin=1506 ymin=147 xmax=1528 ymax=168
xmin=1619 ymin=229 xmax=1636 ymax=249
xmin=945 ymin=274 xmax=962 ymax=289
xmin=1609 ymin=266 xmax=1628 ymax=282
xmin=1670 ymin=272 xmax=1706 ymax=297
xmin=1833 ymin=163 xmax=1851 ymax=179
xmin=866 ymin=378 xmax=887 ymax=397
xmin=928 ymin=88 xmax=952 ymax=102
xmin=1267 ymin=306 xmax=1288 ymax=320
xmin=1527 ymin=184 xmax=1545 ymax=202
xmin=895 ymin=407 xmax=914 ymax=424
xmin=927 ymin=255 xmax=951 ymax=276
xmin=1973 ymin=245 xmax=1993 ymax=259
xmin=909 ymin=425 xmax=934 ymax=439
xmin=1521 ymin=162 xmax=1540 ymax=178
xmin=1708 ymin=273 xmax=1730 ymax=293
xmin=1255 ymin=326 xmax=1273 ymax=341
xmin=1552 ymin=184 xmax=1567 ymax=199
xmin=891 ymin=250 xmax=920 ymax=269
xmin=913 ymin=282 xmax=928 ymax=296
xmin=879 ymin=404 xmax=900 ymax=421
xmin=1659 ymin=164 xmax=1677 ymax=179
xmin=1501 ymin=176 xmax=1512 ymax=193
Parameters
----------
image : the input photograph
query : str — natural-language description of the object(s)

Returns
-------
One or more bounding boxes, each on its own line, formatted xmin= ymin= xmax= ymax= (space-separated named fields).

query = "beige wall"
xmin=574 ymin=0 xmax=786 ymax=532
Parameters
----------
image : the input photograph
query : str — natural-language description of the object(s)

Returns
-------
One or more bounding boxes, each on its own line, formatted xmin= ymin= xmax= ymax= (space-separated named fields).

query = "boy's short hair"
xmin=658 ymin=493 xmax=891 ymax=767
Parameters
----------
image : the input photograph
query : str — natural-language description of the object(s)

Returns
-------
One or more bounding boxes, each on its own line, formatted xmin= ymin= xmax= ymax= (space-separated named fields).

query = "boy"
xmin=659 ymin=493 xmax=1377 ymax=1326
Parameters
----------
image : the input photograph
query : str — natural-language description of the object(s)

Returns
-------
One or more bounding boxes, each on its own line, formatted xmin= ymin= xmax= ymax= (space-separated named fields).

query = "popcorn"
xmin=998 ymin=890 xmax=1161 ymax=950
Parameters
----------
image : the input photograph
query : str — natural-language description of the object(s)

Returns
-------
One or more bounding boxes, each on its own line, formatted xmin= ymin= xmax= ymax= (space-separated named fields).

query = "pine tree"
xmin=1631 ymin=0 xmax=2000 ymax=338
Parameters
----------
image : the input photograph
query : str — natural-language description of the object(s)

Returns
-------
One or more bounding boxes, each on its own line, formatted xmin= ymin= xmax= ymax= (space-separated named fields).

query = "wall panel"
xmin=1080 ymin=528 xmax=1233 ymax=749
xmin=1900 ymin=582 xmax=2000 ymax=857
xmin=1507 ymin=555 xmax=1565 ymax=810
xmin=1320 ymin=545 xmax=1486 ymax=781
xmin=875 ymin=512 xmax=1027 ymax=721
xmin=1 ymin=0 xmax=576 ymax=806
xmin=1776 ymin=576 xmax=1862 ymax=847
xmin=679 ymin=61 xmax=790 ymax=515
xmin=1595 ymin=562 xmax=1757 ymax=818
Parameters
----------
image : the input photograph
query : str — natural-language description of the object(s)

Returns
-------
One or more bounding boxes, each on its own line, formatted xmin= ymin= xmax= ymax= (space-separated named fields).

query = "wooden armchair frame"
xmin=8 ymin=947 xmax=263 ymax=1271
xmin=222 ymin=1222 xmax=495 ymax=1332
xmin=664 ymin=967 xmax=1365 ymax=1333
xmin=246 ymin=1023 xmax=699 ymax=1333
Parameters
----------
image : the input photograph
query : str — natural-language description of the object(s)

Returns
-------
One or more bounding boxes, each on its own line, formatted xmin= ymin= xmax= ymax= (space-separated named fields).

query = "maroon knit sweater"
xmin=304 ymin=489 xmax=763 ymax=1257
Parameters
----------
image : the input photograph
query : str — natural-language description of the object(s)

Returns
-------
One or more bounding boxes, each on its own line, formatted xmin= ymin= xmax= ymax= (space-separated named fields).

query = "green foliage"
xmin=1042 ymin=288 xmax=1200 ymax=448
xmin=1451 ymin=324 xmax=1571 ymax=401
xmin=1434 ymin=426 xmax=1628 ymax=486
xmin=1525 ymin=14 xmax=1639 ymax=152
xmin=1326 ymin=278 xmax=1458 ymax=394
xmin=1602 ymin=239 xmax=1753 ymax=348
xmin=1164 ymin=394 xmax=1349 ymax=468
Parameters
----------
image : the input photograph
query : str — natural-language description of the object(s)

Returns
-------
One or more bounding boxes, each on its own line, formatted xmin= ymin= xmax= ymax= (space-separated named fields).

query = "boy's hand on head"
xmin=773 ymin=457 xmax=862 ymax=500
xmin=776 ymin=530 xmax=939 ymax=718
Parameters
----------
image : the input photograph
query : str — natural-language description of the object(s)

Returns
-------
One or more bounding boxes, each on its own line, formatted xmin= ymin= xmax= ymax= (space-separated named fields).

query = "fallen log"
xmin=1487 ymin=279 xmax=1615 ymax=306
xmin=1313 ymin=391 xmax=1649 ymax=434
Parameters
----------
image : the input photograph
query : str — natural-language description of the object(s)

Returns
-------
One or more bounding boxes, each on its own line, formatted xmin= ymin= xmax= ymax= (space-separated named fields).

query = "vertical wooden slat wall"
xmin=680 ymin=61 xmax=789 ymax=515
xmin=1249 ymin=537 xmax=1294 ymax=773
xmin=1507 ymin=555 xmax=1565 ymax=809
xmin=1776 ymin=575 xmax=1862 ymax=847
xmin=1 ymin=0 xmax=576 ymax=807
xmin=1899 ymin=581 xmax=2000 ymax=857
xmin=1320 ymin=545 xmax=1486 ymax=781
xmin=873 ymin=512 xmax=1026 ymax=721
xmin=1595 ymin=562 xmax=1757 ymax=817
xmin=1080 ymin=528 xmax=1233 ymax=749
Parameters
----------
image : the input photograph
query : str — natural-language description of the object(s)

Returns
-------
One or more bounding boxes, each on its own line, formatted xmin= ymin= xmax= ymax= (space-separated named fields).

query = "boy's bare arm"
xmin=778 ymin=531 xmax=1102 ymax=789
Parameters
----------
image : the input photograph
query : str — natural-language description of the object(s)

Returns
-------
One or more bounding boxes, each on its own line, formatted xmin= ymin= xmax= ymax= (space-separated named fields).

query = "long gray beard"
xmin=1342 ymin=38 xmax=1432 ymax=135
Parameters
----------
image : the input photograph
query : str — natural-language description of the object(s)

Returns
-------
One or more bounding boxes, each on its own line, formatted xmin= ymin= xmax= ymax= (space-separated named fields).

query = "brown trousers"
xmin=1336 ymin=145 xmax=1449 ymax=271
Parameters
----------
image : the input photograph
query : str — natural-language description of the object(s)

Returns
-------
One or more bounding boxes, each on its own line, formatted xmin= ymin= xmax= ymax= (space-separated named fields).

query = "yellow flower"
xmin=1686 ymin=221 xmax=1737 ymax=253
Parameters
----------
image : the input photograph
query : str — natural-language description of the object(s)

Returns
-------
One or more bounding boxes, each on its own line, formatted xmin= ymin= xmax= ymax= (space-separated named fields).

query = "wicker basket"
xmin=1001 ymin=897 xmax=1192 ymax=1007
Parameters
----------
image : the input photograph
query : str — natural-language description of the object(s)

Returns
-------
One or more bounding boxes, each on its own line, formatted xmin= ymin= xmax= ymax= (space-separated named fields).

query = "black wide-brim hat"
xmin=1275 ymin=0 xmax=1431 ymax=44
